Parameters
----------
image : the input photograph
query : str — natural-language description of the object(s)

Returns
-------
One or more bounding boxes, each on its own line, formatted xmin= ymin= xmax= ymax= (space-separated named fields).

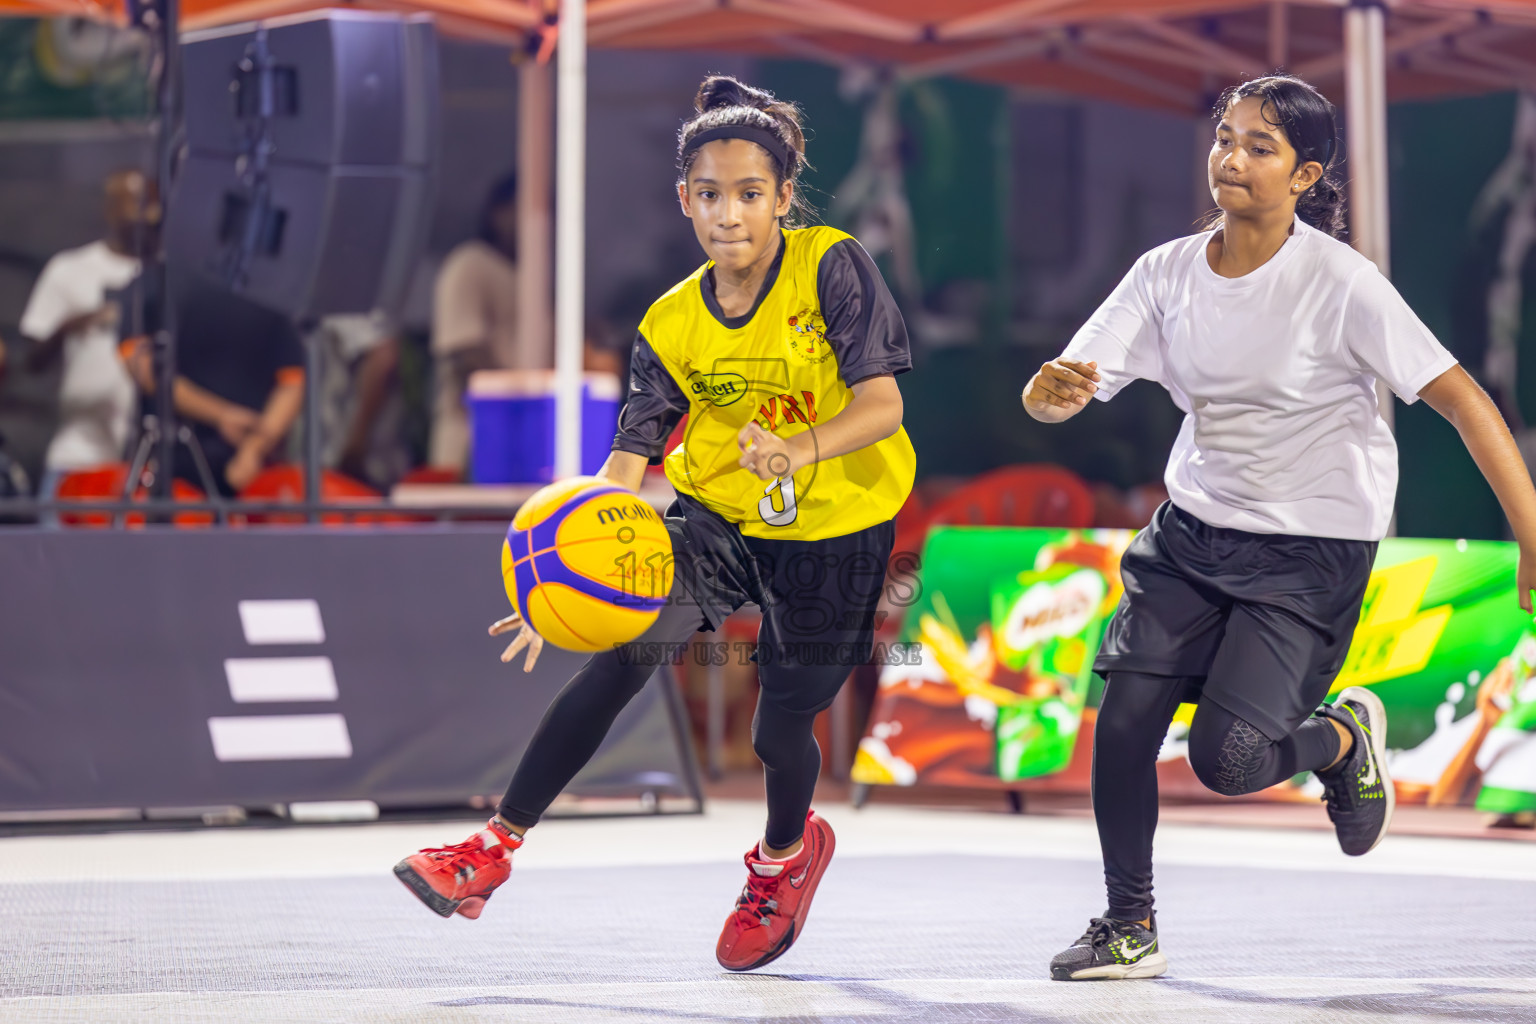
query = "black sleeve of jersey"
xmin=611 ymin=331 xmax=688 ymax=464
xmin=817 ymin=237 xmax=913 ymax=387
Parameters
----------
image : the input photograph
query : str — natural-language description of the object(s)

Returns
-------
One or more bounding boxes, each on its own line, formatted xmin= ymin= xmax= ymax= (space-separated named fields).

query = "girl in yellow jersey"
xmin=395 ymin=75 xmax=916 ymax=972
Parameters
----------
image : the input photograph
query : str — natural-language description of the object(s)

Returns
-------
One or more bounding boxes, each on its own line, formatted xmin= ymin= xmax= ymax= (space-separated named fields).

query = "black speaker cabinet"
xmin=166 ymin=10 xmax=438 ymax=320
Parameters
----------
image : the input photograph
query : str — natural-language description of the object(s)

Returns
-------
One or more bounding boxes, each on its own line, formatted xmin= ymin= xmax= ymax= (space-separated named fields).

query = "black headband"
xmin=680 ymin=125 xmax=794 ymax=177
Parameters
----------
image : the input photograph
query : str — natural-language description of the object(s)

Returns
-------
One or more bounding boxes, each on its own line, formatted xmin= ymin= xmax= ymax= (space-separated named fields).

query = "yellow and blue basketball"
xmin=500 ymin=476 xmax=674 ymax=652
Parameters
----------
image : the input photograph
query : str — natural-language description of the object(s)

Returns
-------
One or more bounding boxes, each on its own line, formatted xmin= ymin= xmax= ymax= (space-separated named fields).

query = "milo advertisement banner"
xmin=854 ymin=527 xmax=1536 ymax=819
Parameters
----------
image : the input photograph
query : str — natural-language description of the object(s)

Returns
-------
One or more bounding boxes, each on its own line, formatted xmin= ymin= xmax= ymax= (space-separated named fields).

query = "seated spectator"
xmin=19 ymin=169 xmax=156 ymax=507
xmin=127 ymin=282 xmax=304 ymax=496
xmin=431 ymin=172 xmax=547 ymax=473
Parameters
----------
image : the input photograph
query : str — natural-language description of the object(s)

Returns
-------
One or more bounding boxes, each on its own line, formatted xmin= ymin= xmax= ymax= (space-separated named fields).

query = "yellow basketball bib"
xmin=639 ymin=227 xmax=916 ymax=541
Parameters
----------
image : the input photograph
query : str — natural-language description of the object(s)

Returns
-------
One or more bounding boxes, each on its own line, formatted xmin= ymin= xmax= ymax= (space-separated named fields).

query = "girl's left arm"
xmin=737 ymin=374 xmax=902 ymax=479
xmin=1419 ymin=364 xmax=1536 ymax=611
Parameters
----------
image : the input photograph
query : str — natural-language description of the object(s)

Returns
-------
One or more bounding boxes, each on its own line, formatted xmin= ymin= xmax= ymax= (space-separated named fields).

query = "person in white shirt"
xmin=20 ymin=169 xmax=159 ymax=518
xmin=430 ymin=173 xmax=544 ymax=473
xmin=1023 ymin=75 xmax=1536 ymax=981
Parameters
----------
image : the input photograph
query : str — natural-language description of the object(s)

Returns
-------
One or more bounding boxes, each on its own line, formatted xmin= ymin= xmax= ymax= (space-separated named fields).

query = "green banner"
xmin=0 ymin=19 xmax=149 ymax=121
xmin=855 ymin=526 xmax=1536 ymax=816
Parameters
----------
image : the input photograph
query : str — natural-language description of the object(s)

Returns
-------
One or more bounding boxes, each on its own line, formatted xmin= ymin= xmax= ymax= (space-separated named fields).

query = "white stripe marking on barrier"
xmin=224 ymin=657 xmax=339 ymax=703
xmin=207 ymin=715 xmax=353 ymax=761
xmin=237 ymin=600 xmax=326 ymax=645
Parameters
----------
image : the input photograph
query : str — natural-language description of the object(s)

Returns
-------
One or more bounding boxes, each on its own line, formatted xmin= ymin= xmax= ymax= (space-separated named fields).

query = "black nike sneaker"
xmin=1316 ymin=686 xmax=1394 ymax=856
xmin=1049 ymin=914 xmax=1166 ymax=981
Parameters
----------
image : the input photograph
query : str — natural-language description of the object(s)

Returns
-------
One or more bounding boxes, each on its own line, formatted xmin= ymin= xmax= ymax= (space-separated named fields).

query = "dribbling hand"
xmin=738 ymin=421 xmax=797 ymax=481
xmin=490 ymin=611 xmax=544 ymax=672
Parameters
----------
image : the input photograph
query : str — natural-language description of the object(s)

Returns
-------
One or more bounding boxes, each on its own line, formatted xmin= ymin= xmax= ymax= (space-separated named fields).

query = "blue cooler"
xmin=467 ymin=370 xmax=621 ymax=484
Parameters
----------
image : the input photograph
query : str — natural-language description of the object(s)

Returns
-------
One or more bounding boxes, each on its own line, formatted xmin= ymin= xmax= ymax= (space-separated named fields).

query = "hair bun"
xmin=695 ymin=74 xmax=777 ymax=114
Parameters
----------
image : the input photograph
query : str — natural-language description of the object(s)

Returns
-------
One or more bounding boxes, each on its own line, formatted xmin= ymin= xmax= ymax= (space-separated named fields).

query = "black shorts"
xmin=666 ymin=492 xmax=895 ymax=715
xmin=1095 ymin=501 xmax=1377 ymax=740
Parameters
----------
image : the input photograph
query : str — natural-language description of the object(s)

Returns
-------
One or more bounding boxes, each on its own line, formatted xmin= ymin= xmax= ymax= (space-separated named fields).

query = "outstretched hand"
xmin=1023 ymin=359 xmax=1100 ymax=423
xmin=490 ymin=611 xmax=545 ymax=672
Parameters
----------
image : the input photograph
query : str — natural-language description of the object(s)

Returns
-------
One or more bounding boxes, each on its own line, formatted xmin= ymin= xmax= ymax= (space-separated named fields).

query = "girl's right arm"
xmin=1023 ymin=359 xmax=1101 ymax=423
xmin=1025 ymin=248 xmax=1165 ymax=425
xmin=597 ymin=449 xmax=649 ymax=492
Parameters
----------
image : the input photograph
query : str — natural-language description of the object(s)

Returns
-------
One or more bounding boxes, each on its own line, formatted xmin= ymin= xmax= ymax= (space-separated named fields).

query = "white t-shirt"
xmin=1062 ymin=217 xmax=1457 ymax=541
xmin=20 ymin=240 xmax=141 ymax=470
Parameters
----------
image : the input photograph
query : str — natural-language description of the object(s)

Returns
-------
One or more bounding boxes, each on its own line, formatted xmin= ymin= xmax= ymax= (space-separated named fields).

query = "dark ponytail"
xmin=677 ymin=74 xmax=813 ymax=227
xmin=1216 ymin=74 xmax=1345 ymax=238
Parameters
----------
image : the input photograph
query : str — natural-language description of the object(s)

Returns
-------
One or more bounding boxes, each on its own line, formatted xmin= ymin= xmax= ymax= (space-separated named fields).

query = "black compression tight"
xmin=1093 ymin=671 xmax=1343 ymax=920
xmin=498 ymin=601 xmax=821 ymax=850
xmin=752 ymin=697 xmax=822 ymax=849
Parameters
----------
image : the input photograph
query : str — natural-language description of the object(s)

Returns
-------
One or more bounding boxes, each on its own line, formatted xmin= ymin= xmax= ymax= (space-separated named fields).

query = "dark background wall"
xmin=0 ymin=16 xmax=1531 ymax=540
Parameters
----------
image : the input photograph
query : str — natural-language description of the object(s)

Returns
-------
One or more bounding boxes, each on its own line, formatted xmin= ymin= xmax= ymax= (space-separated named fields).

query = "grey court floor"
xmin=0 ymin=801 xmax=1532 ymax=1023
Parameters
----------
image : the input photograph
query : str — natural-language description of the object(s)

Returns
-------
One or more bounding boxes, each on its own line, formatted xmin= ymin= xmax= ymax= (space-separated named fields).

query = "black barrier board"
xmin=0 ymin=527 xmax=702 ymax=814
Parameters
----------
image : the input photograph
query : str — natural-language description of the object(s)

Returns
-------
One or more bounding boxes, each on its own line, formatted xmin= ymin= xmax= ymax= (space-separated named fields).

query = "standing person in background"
xmin=20 ymin=169 xmax=157 ymax=515
xmin=430 ymin=173 xmax=541 ymax=474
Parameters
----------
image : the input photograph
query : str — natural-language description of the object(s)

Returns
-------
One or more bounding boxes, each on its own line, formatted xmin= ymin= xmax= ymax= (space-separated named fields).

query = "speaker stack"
xmin=167 ymin=10 xmax=439 ymax=320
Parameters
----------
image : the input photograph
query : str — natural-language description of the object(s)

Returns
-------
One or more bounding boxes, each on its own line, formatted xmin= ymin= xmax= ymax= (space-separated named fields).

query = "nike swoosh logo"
xmin=1360 ymin=751 xmax=1378 ymax=788
xmin=789 ymin=866 xmax=810 ymax=887
xmin=1118 ymin=938 xmax=1156 ymax=961
xmin=1357 ymin=721 xmax=1378 ymax=787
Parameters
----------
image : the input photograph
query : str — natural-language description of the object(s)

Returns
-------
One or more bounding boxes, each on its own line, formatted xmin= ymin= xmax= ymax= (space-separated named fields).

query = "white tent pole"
xmin=1269 ymin=2 xmax=1288 ymax=70
xmin=1345 ymin=0 xmax=1396 ymax=511
xmin=1345 ymin=0 xmax=1390 ymax=277
xmin=554 ymin=0 xmax=586 ymax=480
xmin=517 ymin=54 xmax=554 ymax=381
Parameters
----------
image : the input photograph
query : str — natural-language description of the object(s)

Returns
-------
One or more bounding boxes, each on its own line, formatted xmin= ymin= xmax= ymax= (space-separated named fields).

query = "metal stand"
xmin=147 ymin=1 xmax=182 ymax=500
xmin=301 ymin=320 xmax=323 ymax=523
xmin=657 ymin=666 xmax=707 ymax=815
xmin=123 ymin=413 xmax=227 ymax=525
xmin=830 ymin=677 xmax=854 ymax=782
xmin=706 ymin=657 xmax=726 ymax=781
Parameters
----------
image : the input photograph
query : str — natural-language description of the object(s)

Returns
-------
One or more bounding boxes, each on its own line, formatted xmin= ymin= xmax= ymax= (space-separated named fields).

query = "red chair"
xmin=920 ymin=464 xmax=1095 ymax=533
xmin=889 ymin=491 xmax=931 ymax=567
xmin=396 ymin=466 xmax=463 ymax=486
xmin=232 ymin=464 xmax=395 ymax=526
xmin=55 ymin=463 xmax=213 ymax=528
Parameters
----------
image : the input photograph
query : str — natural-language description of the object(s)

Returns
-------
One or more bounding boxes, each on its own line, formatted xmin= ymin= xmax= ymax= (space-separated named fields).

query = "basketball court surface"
xmin=2 ymin=800 xmax=1533 ymax=1023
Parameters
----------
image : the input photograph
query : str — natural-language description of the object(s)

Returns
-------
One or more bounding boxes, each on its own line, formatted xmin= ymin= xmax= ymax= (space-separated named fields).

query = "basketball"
xmin=500 ymin=476 xmax=674 ymax=651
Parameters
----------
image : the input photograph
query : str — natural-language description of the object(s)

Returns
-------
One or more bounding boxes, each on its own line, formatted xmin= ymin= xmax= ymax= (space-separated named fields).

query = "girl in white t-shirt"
xmin=1024 ymin=74 xmax=1536 ymax=982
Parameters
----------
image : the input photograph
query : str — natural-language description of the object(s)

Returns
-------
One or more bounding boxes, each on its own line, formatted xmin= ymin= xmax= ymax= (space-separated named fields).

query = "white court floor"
xmin=1 ymin=799 xmax=1533 ymax=1023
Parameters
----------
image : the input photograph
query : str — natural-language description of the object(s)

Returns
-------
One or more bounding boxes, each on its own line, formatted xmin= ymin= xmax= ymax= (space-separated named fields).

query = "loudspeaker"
xmin=166 ymin=10 xmax=438 ymax=320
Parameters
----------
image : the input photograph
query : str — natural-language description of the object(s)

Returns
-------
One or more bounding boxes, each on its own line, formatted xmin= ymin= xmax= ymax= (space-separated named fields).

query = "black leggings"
xmin=1093 ymin=671 xmax=1342 ymax=921
xmin=497 ymin=599 xmax=822 ymax=850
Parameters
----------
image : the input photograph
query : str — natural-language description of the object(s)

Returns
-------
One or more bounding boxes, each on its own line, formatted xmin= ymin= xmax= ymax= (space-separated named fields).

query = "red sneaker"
xmin=715 ymin=811 xmax=836 ymax=971
xmin=393 ymin=818 xmax=521 ymax=920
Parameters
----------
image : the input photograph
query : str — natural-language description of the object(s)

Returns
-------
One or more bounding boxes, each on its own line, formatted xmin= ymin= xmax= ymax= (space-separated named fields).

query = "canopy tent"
xmin=5 ymin=0 xmax=1535 ymax=474
xmin=8 ymin=1 xmax=1535 ymax=112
